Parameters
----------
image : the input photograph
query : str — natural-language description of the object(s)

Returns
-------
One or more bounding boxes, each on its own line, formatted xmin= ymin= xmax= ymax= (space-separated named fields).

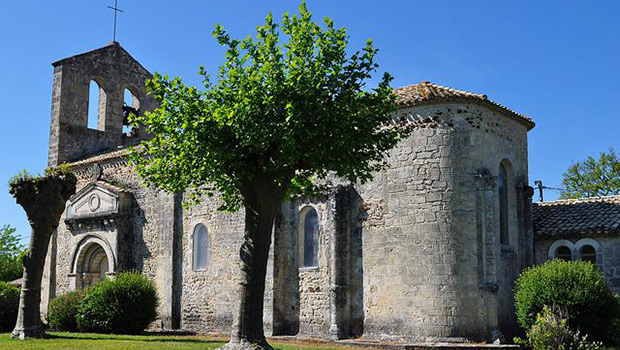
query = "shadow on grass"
xmin=47 ymin=333 xmax=224 ymax=345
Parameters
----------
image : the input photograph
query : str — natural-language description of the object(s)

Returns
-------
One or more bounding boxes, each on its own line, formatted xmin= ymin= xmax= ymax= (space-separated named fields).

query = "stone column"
xmin=272 ymin=201 xmax=300 ymax=335
xmin=328 ymin=186 xmax=351 ymax=340
xmin=154 ymin=192 xmax=178 ymax=329
xmin=474 ymin=170 xmax=501 ymax=342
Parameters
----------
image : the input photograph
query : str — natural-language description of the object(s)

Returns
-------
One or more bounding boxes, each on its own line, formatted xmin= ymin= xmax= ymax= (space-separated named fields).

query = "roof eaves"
xmin=394 ymin=82 xmax=536 ymax=130
xmin=68 ymin=149 xmax=128 ymax=169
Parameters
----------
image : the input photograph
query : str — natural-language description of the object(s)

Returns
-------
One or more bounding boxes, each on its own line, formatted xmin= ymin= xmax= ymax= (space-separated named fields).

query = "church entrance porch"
xmin=68 ymin=235 xmax=117 ymax=291
xmin=62 ymin=181 xmax=133 ymax=292
xmin=75 ymin=242 xmax=110 ymax=290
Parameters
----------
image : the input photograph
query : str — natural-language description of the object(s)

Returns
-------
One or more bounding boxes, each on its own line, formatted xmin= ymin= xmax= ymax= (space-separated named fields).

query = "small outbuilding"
xmin=533 ymin=195 xmax=620 ymax=292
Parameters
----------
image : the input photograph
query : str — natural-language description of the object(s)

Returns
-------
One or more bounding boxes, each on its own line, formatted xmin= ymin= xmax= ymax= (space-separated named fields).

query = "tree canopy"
xmin=560 ymin=148 xmax=620 ymax=199
xmin=129 ymin=1 xmax=405 ymax=210
xmin=129 ymin=3 xmax=405 ymax=348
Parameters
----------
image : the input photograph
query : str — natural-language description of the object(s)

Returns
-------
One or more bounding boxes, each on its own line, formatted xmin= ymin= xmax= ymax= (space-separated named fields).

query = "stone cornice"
xmin=64 ymin=211 xmax=126 ymax=231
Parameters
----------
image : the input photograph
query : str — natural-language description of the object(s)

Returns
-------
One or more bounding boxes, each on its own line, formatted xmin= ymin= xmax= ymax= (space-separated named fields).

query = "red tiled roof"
xmin=533 ymin=195 xmax=620 ymax=238
xmin=394 ymin=81 xmax=535 ymax=130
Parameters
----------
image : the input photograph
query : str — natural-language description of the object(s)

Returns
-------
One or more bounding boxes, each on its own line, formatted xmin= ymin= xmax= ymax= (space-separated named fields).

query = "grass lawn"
xmin=0 ymin=332 xmax=366 ymax=350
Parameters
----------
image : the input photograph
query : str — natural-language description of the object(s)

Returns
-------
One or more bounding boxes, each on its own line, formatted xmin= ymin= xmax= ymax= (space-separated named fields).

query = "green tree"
xmin=561 ymin=148 xmax=620 ymax=199
xmin=0 ymin=225 xmax=25 ymax=282
xmin=129 ymin=2 xmax=405 ymax=349
xmin=0 ymin=225 xmax=23 ymax=256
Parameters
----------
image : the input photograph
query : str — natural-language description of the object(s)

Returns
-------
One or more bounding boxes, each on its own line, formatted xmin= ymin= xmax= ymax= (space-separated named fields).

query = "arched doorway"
xmin=76 ymin=243 xmax=110 ymax=290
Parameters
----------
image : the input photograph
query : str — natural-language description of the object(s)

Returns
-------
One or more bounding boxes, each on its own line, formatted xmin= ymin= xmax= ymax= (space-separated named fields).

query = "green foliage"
xmin=48 ymin=291 xmax=84 ymax=331
xmin=514 ymin=259 xmax=619 ymax=342
xmin=129 ymin=1 xmax=404 ymax=211
xmin=0 ymin=281 xmax=20 ymax=331
xmin=514 ymin=306 xmax=603 ymax=350
xmin=0 ymin=225 xmax=24 ymax=257
xmin=77 ymin=271 xmax=158 ymax=334
xmin=0 ymin=225 xmax=25 ymax=282
xmin=8 ymin=170 xmax=37 ymax=188
xmin=45 ymin=163 xmax=72 ymax=176
xmin=561 ymin=147 xmax=620 ymax=199
xmin=9 ymin=164 xmax=74 ymax=195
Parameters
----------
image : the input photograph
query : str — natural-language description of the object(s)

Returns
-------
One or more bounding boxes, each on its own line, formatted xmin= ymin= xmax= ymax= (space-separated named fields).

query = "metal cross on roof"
xmin=108 ymin=0 xmax=124 ymax=42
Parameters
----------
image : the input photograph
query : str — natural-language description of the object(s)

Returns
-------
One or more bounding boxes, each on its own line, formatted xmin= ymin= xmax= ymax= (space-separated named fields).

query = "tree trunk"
xmin=12 ymin=226 xmax=55 ymax=339
xmin=9 ymin=172 xmax=76 ymax=339
xmin=221 ymin=179 xmax=283 ymax=350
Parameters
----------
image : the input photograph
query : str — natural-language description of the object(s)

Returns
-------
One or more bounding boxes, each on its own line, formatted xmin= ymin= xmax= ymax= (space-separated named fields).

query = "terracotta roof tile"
xmin=533 ymin=195 xmax=620 ymax=238
xmin=68 ymin=148 xmax=128 ymax=168
xmin=394 ymin=81 xmax=535 ymax=130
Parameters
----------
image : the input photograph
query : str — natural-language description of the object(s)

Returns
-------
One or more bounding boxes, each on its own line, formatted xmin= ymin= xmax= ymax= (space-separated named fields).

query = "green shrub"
xmin=515 ymin=306 xmax=602 ymax=350
xmin=48 ymin=291 xmax=83 ymax=331
xmin=0 ymin=281 xmax=20 ymax=331
xmin=514 ymin=259 xmax=619 ymax=343
xmin=77 ymin=271 xmax=158 ymax=334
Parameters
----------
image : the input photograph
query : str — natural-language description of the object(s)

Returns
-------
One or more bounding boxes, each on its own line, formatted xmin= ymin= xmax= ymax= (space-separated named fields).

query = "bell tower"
xmin=47 ymin=42 xmax=156 ymax=166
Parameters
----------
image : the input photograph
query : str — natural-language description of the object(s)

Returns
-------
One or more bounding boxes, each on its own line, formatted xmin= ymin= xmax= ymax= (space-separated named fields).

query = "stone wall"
xmin=447 ymin=102 xmax=531 ymax=341
xmin=355 ymin=102 xmax=532 ymax=341
xmin=178 ymin=194 xmax=246 ymax=333
xmin=294 ymin=200 xmax=332 ymax=335
xmin=355 ymin=116 xmax=457 ymax=341
xmin=273 ymin=198 xmax=333 ymax=336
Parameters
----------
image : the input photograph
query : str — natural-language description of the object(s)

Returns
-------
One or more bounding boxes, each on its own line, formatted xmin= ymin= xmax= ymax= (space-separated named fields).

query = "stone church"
xmin=38 ymin=42 xmax=619 ymax=343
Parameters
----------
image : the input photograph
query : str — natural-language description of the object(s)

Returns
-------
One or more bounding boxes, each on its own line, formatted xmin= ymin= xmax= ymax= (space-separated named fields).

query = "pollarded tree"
xmin=9 ymin=169 xmax=76 ymax=339
xmin=129 ymin=3 xmax=406 ymax=349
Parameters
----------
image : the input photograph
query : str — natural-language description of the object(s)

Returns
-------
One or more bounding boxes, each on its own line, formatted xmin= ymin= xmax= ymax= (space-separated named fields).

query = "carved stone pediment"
xmin=65 ymin=181 xmax=129 ymax=230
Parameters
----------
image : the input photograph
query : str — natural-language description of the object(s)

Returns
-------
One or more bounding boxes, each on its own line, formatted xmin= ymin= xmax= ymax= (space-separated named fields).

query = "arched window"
xmin=123 ymin=88 xmax=140 ymax=135
xmin=299 ymin=207 xmax=319 ymax=268
xmin=579 ymin=245 xmax=597 ymax=264
xmin=556 ymin=246 xmax=572 ymax=261
xmin=498 ymin=163 xmax=509 ymax=245
xmin=88 ymin=80 xmax=106 ymax=130
xmin=193 ymin=224 xmax=209 ymax=271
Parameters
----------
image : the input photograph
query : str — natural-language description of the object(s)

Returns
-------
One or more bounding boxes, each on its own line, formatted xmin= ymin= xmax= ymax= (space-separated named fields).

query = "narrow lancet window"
xmin=499 ymin=163 xmax=509 ymax=245
xmin=299 ymin=208 xmax=319 ymax=268
xmin=123 ymin=88 xmax=140 ymax=135
xmin=87 ymin=80 xmax=105 ymax=130
xmin=193 ymin=224 xmax=209 ymax=271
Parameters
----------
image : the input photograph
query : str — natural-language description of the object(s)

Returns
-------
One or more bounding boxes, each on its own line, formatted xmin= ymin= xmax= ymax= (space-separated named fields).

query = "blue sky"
xmin=1 ymin=1 xmax=619 ymax=243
